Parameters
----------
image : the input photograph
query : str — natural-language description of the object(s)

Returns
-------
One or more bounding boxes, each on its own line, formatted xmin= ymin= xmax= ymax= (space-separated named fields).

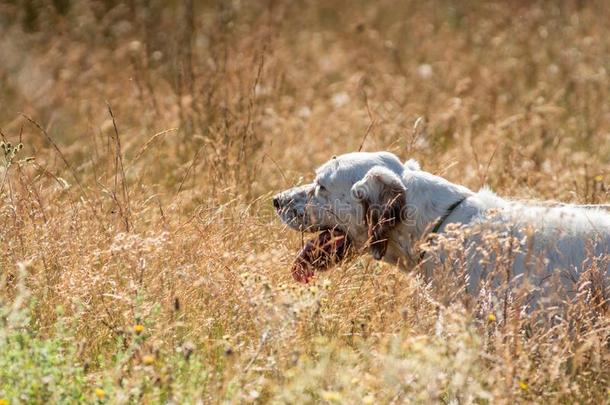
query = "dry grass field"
xmin=0 ymin=0 xmax=609 ymax=403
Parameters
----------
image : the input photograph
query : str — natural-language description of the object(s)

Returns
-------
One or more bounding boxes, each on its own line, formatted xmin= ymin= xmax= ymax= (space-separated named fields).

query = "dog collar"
xmin=418 ymin=196 xmax=467 ymax=263
xmin=430 ymin=196 xmax=467 ymax=235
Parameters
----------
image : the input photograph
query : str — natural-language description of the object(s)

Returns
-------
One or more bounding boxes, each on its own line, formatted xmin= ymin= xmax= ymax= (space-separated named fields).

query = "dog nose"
xmin=272 ymin=196 xmax=281 ymax=210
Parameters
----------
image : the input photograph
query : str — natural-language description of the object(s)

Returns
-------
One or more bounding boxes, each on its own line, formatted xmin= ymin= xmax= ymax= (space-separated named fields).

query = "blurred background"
xmin=0 ymin=1 xmax=609 ymax=402
xmin=1 ymin=0 xmax=609 ymax=204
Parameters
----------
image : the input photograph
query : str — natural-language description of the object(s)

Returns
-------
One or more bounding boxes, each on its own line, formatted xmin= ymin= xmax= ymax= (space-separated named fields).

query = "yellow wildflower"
xmin=95 ymin=388 xmax=105 ymax=399
xmin=488 ymin=313 xmax=496 ymax=322
xmin=519 ymin=380 xmax=529 ymax=391
xmin=0 ymin=399 xmax=9 ymax=405
xmin=142 ymin=355 xmax=155 ymax=365
xmin=134 ymin=324 xmax=144 ymax=334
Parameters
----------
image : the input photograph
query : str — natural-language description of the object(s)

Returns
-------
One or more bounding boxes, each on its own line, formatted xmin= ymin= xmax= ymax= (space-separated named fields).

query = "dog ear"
xmin=351 ymin=167 xmax=406 ymax=260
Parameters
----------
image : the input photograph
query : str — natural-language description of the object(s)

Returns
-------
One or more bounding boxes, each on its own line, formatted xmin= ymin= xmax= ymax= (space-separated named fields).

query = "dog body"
xmin=273 ymin=152 xmax=610 ymax=294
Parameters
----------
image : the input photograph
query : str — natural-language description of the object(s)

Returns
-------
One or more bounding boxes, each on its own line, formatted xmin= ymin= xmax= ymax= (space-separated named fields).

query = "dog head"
xmin=273 ymin=152 xmax=410 ymax=259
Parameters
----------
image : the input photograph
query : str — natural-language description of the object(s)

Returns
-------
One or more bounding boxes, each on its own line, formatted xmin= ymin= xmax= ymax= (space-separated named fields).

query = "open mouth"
xmin=291 ymin=228 xmax=352 ymax=283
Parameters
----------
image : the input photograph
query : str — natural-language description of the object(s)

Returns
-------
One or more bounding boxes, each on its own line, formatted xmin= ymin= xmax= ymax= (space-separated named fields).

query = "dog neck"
xmin=402 ymin=170 xmax=473 ymax=241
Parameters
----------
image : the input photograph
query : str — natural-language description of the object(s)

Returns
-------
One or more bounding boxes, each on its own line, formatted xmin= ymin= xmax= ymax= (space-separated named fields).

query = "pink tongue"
xmin=291 ymin=229 xmax=350 ymax=283
xmin=291 ymin=261 xmax=315 ymax=283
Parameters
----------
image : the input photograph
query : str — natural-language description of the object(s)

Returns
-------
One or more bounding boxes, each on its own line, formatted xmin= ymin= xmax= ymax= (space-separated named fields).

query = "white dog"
xmin=273 ymin=152 xmax=609 ymax=299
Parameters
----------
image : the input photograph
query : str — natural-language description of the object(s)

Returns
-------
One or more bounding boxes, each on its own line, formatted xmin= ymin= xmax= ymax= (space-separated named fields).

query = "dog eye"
xmin=314 ymin=184 xmax=324 ymax=196
xmin=315 ymin=183 xmax=328 ymax=195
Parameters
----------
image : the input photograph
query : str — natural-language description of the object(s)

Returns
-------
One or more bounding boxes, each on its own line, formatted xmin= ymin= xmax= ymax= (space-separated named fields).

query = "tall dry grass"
xmin=0 ymin=0 xmax=609 ymax=403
